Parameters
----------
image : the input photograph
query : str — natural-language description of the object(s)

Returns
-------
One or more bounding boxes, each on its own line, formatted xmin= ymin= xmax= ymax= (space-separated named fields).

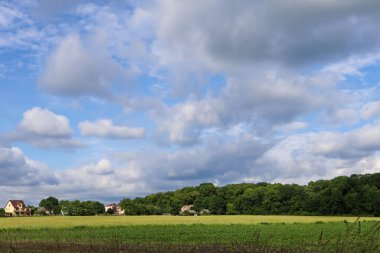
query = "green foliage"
xmin=59 ymin=200 xmax=105 ymax=216
xmin=34 ymin=208 xmax=48 ymax=216
xmin=39 ymin=196 xmax=60 ymax=215
xmin=0 ymin=221 xmax=379 ymax=252
xmin=119 ymin=198 xmax=161 ymax=215
xmin=226 ymin=203 xmax=238 ymax=215
xmin=119 ymin=173 xmax=380 ymax=216
xmin=0 ymin=208 xmax=5 ymax=217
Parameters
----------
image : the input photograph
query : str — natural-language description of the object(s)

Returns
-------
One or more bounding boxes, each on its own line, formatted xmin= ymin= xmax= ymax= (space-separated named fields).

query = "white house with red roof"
xmin=4 ymin=200 xmax=31 ymax=216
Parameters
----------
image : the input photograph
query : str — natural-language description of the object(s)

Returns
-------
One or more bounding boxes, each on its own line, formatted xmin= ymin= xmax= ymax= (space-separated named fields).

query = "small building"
xmin=4 ymin=200 xmax=31 ymax=216
xmin=105 ymin=203 xmax=124 ymax=215
xmin=200 ymin=209 xmax=211 ymax=215
xmin=180 ymin=204 xmax=197 ymax=216
xmin=180 ymin=204 xmax=194 ymax=213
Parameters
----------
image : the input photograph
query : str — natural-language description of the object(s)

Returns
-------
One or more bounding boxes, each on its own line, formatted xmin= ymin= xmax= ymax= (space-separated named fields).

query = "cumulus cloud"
xmin=84 ymin=159 xmax=114 ymax=175
xmin=149 ymin=0 xmax=380 ymax=126
xmin=6 ymin=107 xmax=80 ymax=148
xmin=0 ymin=152 xmax=147 ymax=205
xmin=255 ymin=122 xmax=380 ymax=183
xmin=18 ymin=107 xmax=72 ymax=137
xmin=147 ymin=0 xmax=380 ymax=146
xmin=153 ymin=98 xmax=222 ymax=145
xmin=302 ymin=124 xmax=380 ymax=160
xmin=79 ymin=119 xmax=145 ymax=139
xmin=111 ymin=134 xmax=274 ymax=193
xmin=361 ymin=100 xmax=380 ymax=120
xmin=152 ymin=73 xmax=322 ymax=146
xmin=113 ymin=121 xmax=380 ymax=190
xmin=273 ymin=121 xmax=309 ymax=133
xmin=2 ymin=135 xmax=267 ymax=203
xmin=49 ymin=158 xmax=147 ymax=202
xmin=0 ymin=146 xmax=57 ymax=187
xmin=3 ymin=122 xmax=380 ymax=204
xmin=4 ymin=1 xmax=380 ymax=203
xmin=0 ymin=152 xmax=145 ymax=204
xmin=155 ymin=0 xmax=380 ymax=72
xmin=38 ymin=33 xmax=127 ymax=97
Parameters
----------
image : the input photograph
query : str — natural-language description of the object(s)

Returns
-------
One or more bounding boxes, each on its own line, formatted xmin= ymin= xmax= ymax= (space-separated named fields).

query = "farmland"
xmin=0 ymin=215 xmax=380 ymax=228
xmin=0 ymin=216 xmax=379 ymax=252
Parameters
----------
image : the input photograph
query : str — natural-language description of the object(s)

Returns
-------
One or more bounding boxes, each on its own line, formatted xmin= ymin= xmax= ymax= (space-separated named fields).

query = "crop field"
xmin=1 ymin=215 xmax=380 ymax=228
xmin=0 ymin=216 xmax=379 ymax=252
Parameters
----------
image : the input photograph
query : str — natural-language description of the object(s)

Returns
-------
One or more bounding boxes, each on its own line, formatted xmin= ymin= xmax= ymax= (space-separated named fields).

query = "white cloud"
xmin=3 ymin=121 xmax=380 ymax=205
xmin=361 ymin=100 xmax=380 ymax=120
xmin=154 ymin=98 xmax=222 ymax=145
xmin=321 ymin=108 xmax=359 ymax=126
xmin=18 ymin=107 xmax=72 ymax=137
xmin=84 ymin=159 xmax=114 ymax=175
xmin=0 ymin=146 xmax=57 ymax=187
xmin=306 ymin=124 xmax=380 ymax=159
xmin=38 ymin=33 xmax=128 ymax=97
xmin=0 ymin=3 xmax=24 ymax=27
xmin=0 ymin=150 xmax=147 ymax=204
xmin=152 ymin=73 xmax=321 ymax=146
xmin=79 ymin=119 xmax=145 ymax=139
xmin=154 ymin=0 xmax=380 ymax=73
xmin=3 ymin=1 xmax=380 ymax=203
xmin=0 ymin=2 xmax=49 ymax=53
xmin=111 ymin=134 xmax=273 ymax=192
xmin=255 ymin=122 xmax=380 ymax=183
xmin=50 ymin=158 xmax=147 ymax=202
xmin=6 ymin=107 xmax=80 ymax=148
xmin=273 ymin=121 xmax=309 ymax=133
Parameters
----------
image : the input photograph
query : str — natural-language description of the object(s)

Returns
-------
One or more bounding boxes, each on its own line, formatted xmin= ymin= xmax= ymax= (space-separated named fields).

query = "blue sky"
xmin=1 ymin=0 xmax=380 ymax=205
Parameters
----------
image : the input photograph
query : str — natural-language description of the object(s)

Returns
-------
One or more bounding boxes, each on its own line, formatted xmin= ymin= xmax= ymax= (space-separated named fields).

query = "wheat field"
xmin=1 ymin=215 xmax=379 ymax=228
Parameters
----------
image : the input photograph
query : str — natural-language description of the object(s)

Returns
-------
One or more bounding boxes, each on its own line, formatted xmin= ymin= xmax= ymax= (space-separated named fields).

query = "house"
xmin=180 ymin=204 xmax=194 ymax=213
xmin=4 ymin=200 xmax=31 ymax=216
xmin=180 ymin=204 xmax=197 ymax=216
xmin=104 ymin=203 xmax=124 ymax=215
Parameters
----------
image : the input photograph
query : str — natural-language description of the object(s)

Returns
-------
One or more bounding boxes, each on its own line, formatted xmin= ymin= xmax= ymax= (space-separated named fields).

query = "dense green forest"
xmin=120 ymin=173 xmax=380 ymax=216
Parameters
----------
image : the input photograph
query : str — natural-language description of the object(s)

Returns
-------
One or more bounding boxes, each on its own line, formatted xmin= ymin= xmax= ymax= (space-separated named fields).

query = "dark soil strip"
xmin=0 ymin=242 xmax=304 ymax=253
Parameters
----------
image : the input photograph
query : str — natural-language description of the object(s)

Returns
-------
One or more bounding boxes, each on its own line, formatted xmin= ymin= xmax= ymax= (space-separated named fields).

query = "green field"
xmin=1 ymin=215 xmax=379 ymax=228
xmin=0 ymin=216 xmax=379 ymax=252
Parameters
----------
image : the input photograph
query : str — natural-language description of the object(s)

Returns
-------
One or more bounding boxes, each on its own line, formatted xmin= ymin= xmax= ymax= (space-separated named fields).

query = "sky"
xmin=1 ymin=0 xmax=380 ymax=206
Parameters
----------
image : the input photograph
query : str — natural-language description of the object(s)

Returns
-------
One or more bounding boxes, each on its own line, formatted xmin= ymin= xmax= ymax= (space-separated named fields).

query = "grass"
xmin=1 ymin=215 xmax=379 ymax=228
xmin=0 ymin=216 xmax=379 ymax=252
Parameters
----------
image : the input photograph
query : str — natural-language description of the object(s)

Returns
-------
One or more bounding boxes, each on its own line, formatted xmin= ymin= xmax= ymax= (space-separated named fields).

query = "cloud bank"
xmin=1 ymin=0 xmax=380 ymax=204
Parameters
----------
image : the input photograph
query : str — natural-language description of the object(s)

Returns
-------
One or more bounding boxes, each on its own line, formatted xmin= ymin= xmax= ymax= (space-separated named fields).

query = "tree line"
xmin=1 ymin=173 xmax=378 ymax=217
xmin=37 ymin=198 xmax=105 ymax=216
xmin=119 ymin=173 xmax=380 ymax=216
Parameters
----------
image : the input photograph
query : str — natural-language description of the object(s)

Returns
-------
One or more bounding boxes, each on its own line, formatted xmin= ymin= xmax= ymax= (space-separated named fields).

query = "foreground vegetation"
xmin=0 ymin=218 xmax=379 ymax=252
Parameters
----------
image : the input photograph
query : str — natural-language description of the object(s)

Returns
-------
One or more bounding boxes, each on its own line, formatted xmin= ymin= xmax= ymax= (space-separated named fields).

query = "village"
xmin=0 ymin=199 xmax=207 ymax=217
xmin=1 ymin=199 xmax=124 ymax=217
